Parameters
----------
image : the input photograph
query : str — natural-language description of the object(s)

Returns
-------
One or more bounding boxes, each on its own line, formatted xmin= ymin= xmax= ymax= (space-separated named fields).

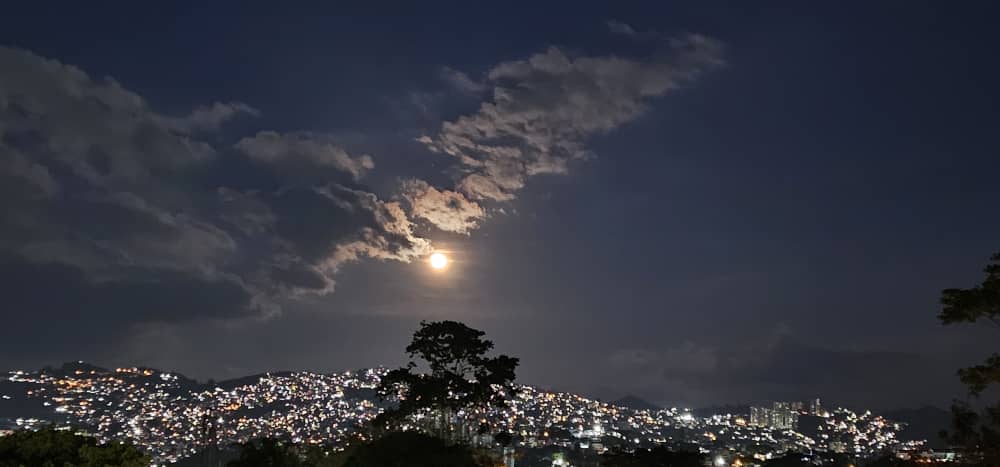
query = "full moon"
xmin=429 ymin=252 xmax=448 ymax=269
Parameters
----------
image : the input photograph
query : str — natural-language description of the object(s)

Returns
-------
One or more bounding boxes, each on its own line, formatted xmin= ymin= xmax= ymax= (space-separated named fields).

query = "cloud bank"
xmin=417 ymin=34 xmax=723 ymax=208
xmin=0 ymin=46 xmax=431 ymax=332
xmin=604 ymin=333 xmax=939 ymax=408
xmin=0 ymin=27 xmax=722 ymax=336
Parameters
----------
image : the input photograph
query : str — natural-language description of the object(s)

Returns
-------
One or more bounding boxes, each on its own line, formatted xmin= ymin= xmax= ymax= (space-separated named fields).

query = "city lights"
xmin=1 ymin=365 xmax=929 ymax=465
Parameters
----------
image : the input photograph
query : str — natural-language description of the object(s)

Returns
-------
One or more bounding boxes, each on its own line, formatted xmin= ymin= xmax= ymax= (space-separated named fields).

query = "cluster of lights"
xmin=2 ymin=365 xmax=928 ymax=465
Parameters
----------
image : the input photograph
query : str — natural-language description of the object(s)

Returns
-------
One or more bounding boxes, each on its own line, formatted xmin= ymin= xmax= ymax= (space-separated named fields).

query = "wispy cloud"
xmin=236 ymin=131 xmax=375 ymax=181
xmin=439 ymin=66 xmax=486 ymax=95
xmin=417 ymin=34 xmax=724 ymax=203
xmin=606 ymin=20 xmax=638 ymax=37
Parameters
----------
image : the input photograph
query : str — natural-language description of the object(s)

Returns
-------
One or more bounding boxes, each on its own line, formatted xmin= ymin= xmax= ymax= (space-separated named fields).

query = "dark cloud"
xmin=0 ymin=46 xmax=436 ymax=331
xmin=0 ymin=31 xmax=742 ymax=405
xmin=603 ymin=333 xmax=942 ymax=409
xmin=606 ymin=20 xmax=638 ymax=37
xmin=1 ymin=254 xmax=255 ymax=338
xmin=249 ymin=184 xmax=432 ymax=296
xmin=157 ymin=102 xmax=260 ymax=134
xmin=235 ymin=131 xmax=375 ymax=181
xmin=0 ymin=35 xmax=730 ymax=375
xmin=265 ymin=260 xmax=332 ymax=295
xmin=0 ymin=46 xmax=220 ymax=186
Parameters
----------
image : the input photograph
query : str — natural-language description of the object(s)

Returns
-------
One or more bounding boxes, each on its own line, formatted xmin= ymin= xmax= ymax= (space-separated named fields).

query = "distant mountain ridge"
xmin=882 ymin=406 xmax=951 ymax=449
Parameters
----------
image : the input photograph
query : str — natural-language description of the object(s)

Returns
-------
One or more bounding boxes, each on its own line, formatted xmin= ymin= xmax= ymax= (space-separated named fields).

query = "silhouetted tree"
xmin=601 ymin=446 xmax=705 ymax=467
xmin=301 ymin=444 xmax=349 ymax=467
xmin=375 ymin=320 xmax=518 ymax=438
xmin=340 ymin=431 xmax=489 ymax=467
xmin=938 ymin=252 xmax=1000 ymax=464
xmin=226 ymin=438 xmax=302 ymax=467
xmin=0 ymin=427 xmax=148 ymax=466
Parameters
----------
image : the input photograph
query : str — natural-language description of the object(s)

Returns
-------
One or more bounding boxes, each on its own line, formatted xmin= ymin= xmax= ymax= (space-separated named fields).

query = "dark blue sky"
xmin=1 ymin=1 xmax=998 ymax=409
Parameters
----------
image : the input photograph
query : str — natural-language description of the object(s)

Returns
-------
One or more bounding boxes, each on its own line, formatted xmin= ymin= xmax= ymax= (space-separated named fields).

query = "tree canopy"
xmin=375 ymin=320 xmax=518 ymax=432
xmin=0 ymin=427 xmax=148 ymax=467
xmin=938 ymin=252 xmax=1000 ymax=464
xmin=226 ymin=438 xmax=304 ymax=467
xmin=340 ymin=431 xmax=489 ymax=467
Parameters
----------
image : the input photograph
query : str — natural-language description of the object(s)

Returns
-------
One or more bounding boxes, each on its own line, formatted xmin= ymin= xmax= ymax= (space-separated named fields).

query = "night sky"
xmin=2 ymin=2 xmax=998 ymax=410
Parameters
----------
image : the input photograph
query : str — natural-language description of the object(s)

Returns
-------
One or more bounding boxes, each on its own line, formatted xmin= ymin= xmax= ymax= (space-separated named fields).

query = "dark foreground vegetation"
xmin=0 ymin=427 xmax=148 ymax=466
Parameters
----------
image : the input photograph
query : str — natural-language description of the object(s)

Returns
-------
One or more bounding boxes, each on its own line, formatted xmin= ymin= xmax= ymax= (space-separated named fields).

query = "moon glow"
xmin=429 ymin=252 xmax=448 ymax=270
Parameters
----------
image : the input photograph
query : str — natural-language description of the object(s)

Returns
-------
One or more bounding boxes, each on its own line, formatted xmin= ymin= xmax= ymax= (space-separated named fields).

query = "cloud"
xmin=603 ymin=334 xmax=940 ymax=408
xmin=157 ymin=102 xmax=260 ymax=133
xmin=3 ymin=255 xmax=254 ymax=325
xmin=606 ymin=20 xmax=638 ymax=37
xmin=0 ymin=46 xmax=438 ymax=332
xmin=21 ymin=190 xmax=240 ymax=278
xmin=400 ymin=179 xmax=485 ymax=234
xmin=0 ymin=149 xmax=60 ymax=198
xmin=609 ymin=341 xmax=719 ymax=375
xmin=223 ymin=183 xmax=432 ymax=297
xmin=0 ymin=31 xmax=724 ymax=341
xmin=0 ymin=46 xmax=219 ymax=188
xmin=318 ymin=185 xmax=433 ymax=268
xmin=440 ymin=66 xmax=486 ymax=95
xmin=419 ymin=34 xmax=724 ymax=202
xmin=235 ymin=131 xmax=375 ymax=180
xmin=605 ymin=20 xmax=664 ymax=41
xmin=395 ymin=34 xmax=724 ymax=240
xmin=0 ymin=46 xmax=242 ymax=281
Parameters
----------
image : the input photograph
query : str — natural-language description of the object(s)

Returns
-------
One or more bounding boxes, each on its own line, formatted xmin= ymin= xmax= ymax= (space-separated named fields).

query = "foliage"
xmin=939 ymin=253 xmax=1000 ymax=327
xmin=0 ymin=427 xmax=148 ymax=467
xmin=600 ymin=446 xmax=705 ymax=467
xmin=339 ymin=431 xmax=489 ymax=467
xmin=375 ymin=320 xmax=518 ymax=433
xmin=219 ymin=438 xmax=351 ymax=467
xmin=938 ymin=252 xmax=1000 ymax=464
xmin=301 ymin=444 xmax=351 ymax=467
xmin=226 ymin=438 xmax=303 ymax=467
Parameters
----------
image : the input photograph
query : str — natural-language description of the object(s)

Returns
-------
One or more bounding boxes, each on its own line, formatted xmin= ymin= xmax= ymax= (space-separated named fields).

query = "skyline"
xmin=2 ymin=2 xmax=999 ymax=411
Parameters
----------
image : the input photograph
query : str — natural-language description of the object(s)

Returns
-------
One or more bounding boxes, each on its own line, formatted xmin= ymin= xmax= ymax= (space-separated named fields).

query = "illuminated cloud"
xmin=400 ymin=179 xmax=485 ymax=234
xmin=420 ymin=34 xmax=724 ymax=201
xmin=0 ymin=31 xmax=723 ymax=328
xmin=0 ymin=46 xmax=434 ymax=327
